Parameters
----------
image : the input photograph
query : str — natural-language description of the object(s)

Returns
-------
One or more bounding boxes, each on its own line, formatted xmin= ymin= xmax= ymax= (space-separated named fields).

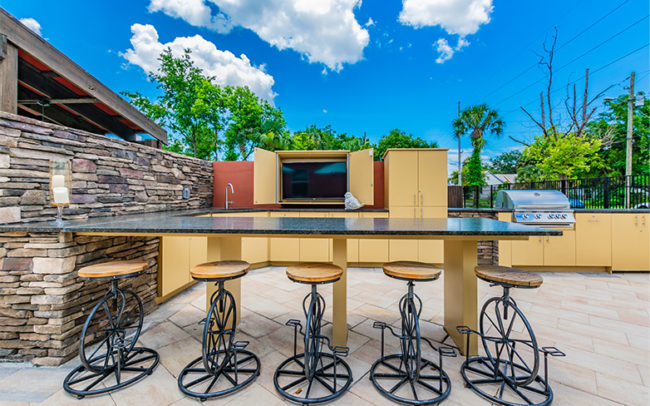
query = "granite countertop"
xmin=0 ymin=208 xmax=562 ymax=237
xmin=206 ymin=207 xmax=390 ymax=213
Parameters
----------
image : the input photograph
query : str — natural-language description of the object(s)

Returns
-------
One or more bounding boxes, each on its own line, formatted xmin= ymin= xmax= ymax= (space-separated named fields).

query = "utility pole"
xmin=457 ymin=101 xmax=462 ymax=186
xmin=625 ymin=72 xmax=635 ymax=208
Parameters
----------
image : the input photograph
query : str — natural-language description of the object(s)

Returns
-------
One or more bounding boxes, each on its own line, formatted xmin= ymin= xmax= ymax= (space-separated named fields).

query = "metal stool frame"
xmin=274 ymin=280 xmax=353 ymax=404
xmin=178 ymin=277 xmax=260 ymax=401
xmin=63 ymin=275 xmax=159 ymax=398
xmin=370 ymin=278 xmax=456 ymax=405
xmin=457 ymin=280 xmax=565 ymax=406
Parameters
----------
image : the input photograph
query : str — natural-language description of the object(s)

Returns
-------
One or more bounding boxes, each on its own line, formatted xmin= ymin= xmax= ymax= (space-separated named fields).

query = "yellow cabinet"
xmin=160 ymin=236 xmax=206 ymax=298
xmin=543 ymin=229 xmax=576 ymax=266
xmin=418 ymin=150 xmax=448 ymax=207
xmin=358 ymin=212 xmax=388 ymax=263
xmin=242 ymin=237 xmax=268 ymax=264
xmin=349 ymin=149 xmax=374 ymax=205
xmin=384 ymin=149 xmax=448 ymax=209
xmin=269 ymin=212 xmax=299 ymax=262
xmin=575 ymin=213 xmax=611 ymax=266
xmin=253 ymin=148 xmax=277 ymax=204
xmin=390 ymin=240 xmax=419 ymax=261
xmin=299 ymin=212 xmax=330 ymax=261
xmin=511 ymin=236 xmax=544 ymax=266
xmin=612 ymin=214 xmax=650 ymax=271
xmin=385 ymin=150 xmax=418 ymax=207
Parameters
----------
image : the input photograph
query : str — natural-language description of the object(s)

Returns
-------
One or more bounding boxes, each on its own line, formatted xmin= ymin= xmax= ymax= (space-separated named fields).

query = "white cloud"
xmin=148 ymin=0 xmax=231 ymax=33
xmin=434 ymin=37 xmax=468 ymax=64
xmin=399 ymin=0 xmax=493 ymax=36
xmin=149 ymin=0 xmax=369 ymax=71
xmin=365 ymin=17 xmax=375 ymax=27
xmin=121 ymin=24 xmax=276 ymax=101
xmin=19 ymin=17 xmax=41 ymax=36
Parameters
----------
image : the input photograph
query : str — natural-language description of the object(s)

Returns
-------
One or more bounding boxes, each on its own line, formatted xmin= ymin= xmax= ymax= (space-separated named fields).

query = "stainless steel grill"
xmin=495 ymin=190 xmax=575 ymax=227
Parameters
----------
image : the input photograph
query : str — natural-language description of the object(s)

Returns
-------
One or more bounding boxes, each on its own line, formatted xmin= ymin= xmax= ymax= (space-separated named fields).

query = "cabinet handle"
xmin=643 ymin=216 xmax=646 ymax=226
xmin=419 ymin=190 xmax=423 ymax=206
xmin=635 ymin=215 xmax=638 ymax=226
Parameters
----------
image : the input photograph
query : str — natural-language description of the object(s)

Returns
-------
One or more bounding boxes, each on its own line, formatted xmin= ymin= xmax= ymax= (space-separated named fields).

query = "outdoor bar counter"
xmin=0 ymin=209 xmax=561 ymax=353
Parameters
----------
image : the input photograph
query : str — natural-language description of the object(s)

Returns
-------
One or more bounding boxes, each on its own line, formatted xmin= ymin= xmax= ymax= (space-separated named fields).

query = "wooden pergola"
xmin=0 ymin=8 xmax=167 ymax=144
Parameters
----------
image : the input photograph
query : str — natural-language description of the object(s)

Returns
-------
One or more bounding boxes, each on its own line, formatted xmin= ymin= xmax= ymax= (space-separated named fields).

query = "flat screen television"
xmin=281 ymin=161 xmax=347 ymax=200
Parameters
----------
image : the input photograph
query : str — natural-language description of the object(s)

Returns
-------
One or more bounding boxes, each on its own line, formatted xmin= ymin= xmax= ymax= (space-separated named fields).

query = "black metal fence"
xmin=452 ymin=175 xmax=650 ymax=209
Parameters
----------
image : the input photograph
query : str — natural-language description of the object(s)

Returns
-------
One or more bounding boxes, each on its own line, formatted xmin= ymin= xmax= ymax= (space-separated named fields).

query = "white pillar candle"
xmin=53 ymin=187 xmax=70 ymax=204
xmin=52 ymin=174 xmax=66 ymax=189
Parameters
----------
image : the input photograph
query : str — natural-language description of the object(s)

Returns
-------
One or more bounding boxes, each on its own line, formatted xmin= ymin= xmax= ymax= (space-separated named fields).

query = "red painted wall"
xmin=212 ymin=160 xmax=385 ymax=209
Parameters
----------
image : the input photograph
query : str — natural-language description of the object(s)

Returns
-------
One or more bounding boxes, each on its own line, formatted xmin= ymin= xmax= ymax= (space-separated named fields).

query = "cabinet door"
xmin=511 ymin=236 xmax=544 ymax=266
xmin=389 ymin=240 xmax=419 ymax=262
xmin=359 ymin=239 xmax=389 ymax=263
xmin=349 ymin=149 xmax=374 ymax=205
xmin=543 ymin=229 xmax=575 ymax=266
xmin=160 ymin=237 xmax=190 ymax=297
xmin=417 ymin=150 xmax=447 ymax=207
xmin=347 ymin=239 xmax=359 ymax=263
xmin=497 ymin=212 xmax=513 ymax=266
xmin=418 ymin=240 xmax=443 ymax=264
xmin=575 ymin=214 xmax=612 ymax=266
xmin=253 ymin=148 xmax=276 ymax=204
xmin=299 ymin=239 xmax=330 ymax=262
xmin=390 ymin=206 xmax=417 ymax=218
xmin=612 ymin=214 xmax=650 ymax=270
xmin=269 ymin=212 xmax=299 ymax=261
xmin=242 ymin=237 xmax=268 ymax=264
xmin=386 ymin=151 xmax=418 ymax=207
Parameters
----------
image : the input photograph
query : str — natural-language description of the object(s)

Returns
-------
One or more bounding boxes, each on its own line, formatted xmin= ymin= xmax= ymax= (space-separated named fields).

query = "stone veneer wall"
xmin=448 ymin=210 xmax=499 ymax=265
xmin=0 ymin=112 xmax=214 ymax=365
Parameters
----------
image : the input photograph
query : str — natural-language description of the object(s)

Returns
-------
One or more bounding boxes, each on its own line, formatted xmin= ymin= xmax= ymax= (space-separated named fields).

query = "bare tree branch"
xmin=508 ymin=136 xmax=530 ymax=146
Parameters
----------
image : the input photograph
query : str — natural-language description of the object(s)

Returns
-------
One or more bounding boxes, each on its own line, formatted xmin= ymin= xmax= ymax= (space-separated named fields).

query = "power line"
xmin=492 ymin=15 xmax=649 ymax=110
xmin=478 ymin=1 xmax=630 ymax=101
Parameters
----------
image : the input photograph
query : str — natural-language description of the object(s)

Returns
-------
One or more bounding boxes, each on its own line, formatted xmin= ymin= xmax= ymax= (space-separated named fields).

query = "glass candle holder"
xmin=50 ymin=159 xmax=71 ymax=226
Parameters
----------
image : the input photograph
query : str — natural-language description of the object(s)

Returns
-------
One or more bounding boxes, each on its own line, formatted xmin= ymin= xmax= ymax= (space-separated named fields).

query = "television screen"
xmin=282 ymin=161 xmax=347 ymax=199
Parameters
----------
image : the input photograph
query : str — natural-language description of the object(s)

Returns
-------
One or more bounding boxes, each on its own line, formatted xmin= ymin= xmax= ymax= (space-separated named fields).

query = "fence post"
xmin=603 ymin=177 xmax=610 ymax=209
xmin=473 ymin=186 xmax=479 ymax=208
xmin=490 ymin=185 xmax=494 ymax=208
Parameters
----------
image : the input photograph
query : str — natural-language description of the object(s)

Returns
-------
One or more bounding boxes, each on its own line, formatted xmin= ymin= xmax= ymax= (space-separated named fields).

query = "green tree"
xmin=587 ymin=92 xmax=650 ymax=176
xmin=291 ymin=125 xmax=369 ymax=151
xmin=488 ymin=150 xmax=524 ymax=173
xmin=373 ymin=129 xmax=438 ymax=161
xmin=452 ymin=104 xmax=504 ymax=185
xmin=519 ymin=132 xmax=603 ymax=180
xmin=124 ymin=49 xmax=286 ymax=161
xmin=124 ymin=48 xmax=225 ymax=159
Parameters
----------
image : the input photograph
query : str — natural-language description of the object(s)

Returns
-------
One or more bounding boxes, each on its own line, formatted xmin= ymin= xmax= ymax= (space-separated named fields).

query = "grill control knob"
xmin=549 ymin=214 xmax=555 ymax=219
xmin=561 ymin=213 xmax=567 ymax=219
xmin=522 ymin=214 xmax=529 ymax=219
xmin=535 ymin=214 xmax=541 ymax=219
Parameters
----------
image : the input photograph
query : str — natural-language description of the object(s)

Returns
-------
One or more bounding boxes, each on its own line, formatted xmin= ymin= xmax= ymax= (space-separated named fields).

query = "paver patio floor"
xmin=0 ymin=266 xmax=648 ymax=405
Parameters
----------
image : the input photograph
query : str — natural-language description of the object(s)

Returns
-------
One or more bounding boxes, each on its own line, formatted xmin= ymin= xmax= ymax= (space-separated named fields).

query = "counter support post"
xmin=444 ymin=240 xmax=478 ymax=355
xmin=331 ymin=238 xmax=348 ymax=346
xmin=206 ymin=236 xmax=242 ymax=325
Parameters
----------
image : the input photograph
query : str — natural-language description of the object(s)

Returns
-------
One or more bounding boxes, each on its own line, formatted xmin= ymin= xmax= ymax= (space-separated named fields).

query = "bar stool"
xmin=370 ymin=261 xmax=455 ymax=405
xmin=178 ymin=260 xmax=260 ymax=401
xmin=457 ymin=265 xmax=565 ymax=406
xmin=63 ymin=260 xmax=159 ymax=398
xmin=273 ymin=263 xmax=352 ymax=404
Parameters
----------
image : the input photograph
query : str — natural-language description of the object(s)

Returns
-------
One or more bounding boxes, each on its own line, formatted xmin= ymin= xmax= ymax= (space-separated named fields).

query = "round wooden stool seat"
xmin=190 ymin=260 xmax=250 ymax=281
xmin=382 ymin=261 xmax=442 ymax=281
xmin=286 ymin=263 xmax=343 ymax=284
xmin=78 ymin=260 xmax=148 ymax=279
xmin=474 ymin=265 xmax=543 ymax=288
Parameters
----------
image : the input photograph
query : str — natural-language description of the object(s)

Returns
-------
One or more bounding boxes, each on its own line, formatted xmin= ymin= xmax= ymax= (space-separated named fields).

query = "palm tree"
xmin=452 ymin=104 xmax=504 ymax=186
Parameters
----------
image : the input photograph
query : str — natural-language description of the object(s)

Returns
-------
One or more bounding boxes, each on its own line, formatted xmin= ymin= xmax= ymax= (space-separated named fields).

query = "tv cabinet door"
xmin=349 ymin=148 xmax=374 ymax=205
xmin=254 ymin=148 xmax=277 ymax=204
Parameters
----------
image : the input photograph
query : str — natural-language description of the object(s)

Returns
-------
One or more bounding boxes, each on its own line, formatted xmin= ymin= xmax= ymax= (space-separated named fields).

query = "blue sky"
xmin=3 ymin=0 xmax=649 ymax=172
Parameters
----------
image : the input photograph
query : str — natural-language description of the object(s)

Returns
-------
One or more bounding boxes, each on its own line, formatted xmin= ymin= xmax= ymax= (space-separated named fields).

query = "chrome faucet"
xmin=225 ymin=183 xmax=234 ymax=209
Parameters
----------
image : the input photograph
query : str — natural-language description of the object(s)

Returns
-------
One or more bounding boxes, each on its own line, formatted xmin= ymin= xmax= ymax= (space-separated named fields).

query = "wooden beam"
xmin=18 ymin=86 xmax=105 ymax=133
xmin=17 ymin=97 xmax=99 ymax=104
xmin=0 ymin=34 xmax=17 ymax=114
xmin=0 ymin=7 xmax=167 ymax=143
xmin=18 ymin=60 xmax=135 ymax=136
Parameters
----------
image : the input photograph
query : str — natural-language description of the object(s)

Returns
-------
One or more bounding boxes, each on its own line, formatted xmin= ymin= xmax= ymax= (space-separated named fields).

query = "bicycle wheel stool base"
xmin=460 ymin=356 xmax=552 ymax=406
xmin=274 ymin=352 xmax=352 ymax=404
xmin=178 ymin=349 xmax=260 ymax=401
xmin=370 ymin=354 xmax=451 ymax=405
xmin=63 ymin=347 xmax=159 ymax=398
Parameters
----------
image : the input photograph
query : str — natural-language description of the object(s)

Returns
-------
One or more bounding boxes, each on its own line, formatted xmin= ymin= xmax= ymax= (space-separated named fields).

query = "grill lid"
xmin=495 ymin=190 xmax=571 ymax=210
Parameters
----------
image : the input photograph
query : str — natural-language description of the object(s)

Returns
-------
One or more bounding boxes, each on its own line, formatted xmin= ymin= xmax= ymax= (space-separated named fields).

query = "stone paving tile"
xmin=0 ymin=268 xmax=648 ymax=405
